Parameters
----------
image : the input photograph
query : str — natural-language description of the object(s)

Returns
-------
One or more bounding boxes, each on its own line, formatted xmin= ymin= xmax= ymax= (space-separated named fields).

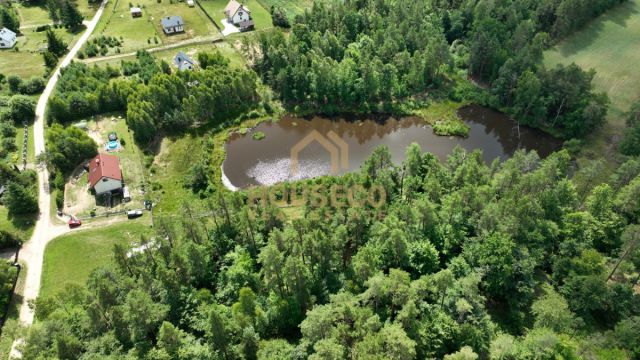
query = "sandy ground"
xmin=10 ymin=2 xmax=109 ymax=357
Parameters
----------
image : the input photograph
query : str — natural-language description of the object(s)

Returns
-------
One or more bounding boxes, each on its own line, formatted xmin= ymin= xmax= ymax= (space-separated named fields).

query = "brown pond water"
xmin=222 ymin=105 xmax=562 ymax=189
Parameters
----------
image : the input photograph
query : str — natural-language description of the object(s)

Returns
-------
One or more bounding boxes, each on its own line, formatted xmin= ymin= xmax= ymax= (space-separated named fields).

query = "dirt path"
xmin=81 ymin=35 xmax=223 ymax=64
xmin=9 ymin=1 xmax=109 ymax=357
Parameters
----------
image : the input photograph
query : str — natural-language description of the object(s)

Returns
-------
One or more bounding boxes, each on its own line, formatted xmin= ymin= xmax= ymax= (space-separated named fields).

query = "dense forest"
xmin=253 ymin=0 xmax=615 ymax=138
xmin=22 ymin=145 xmax=640 ymax=359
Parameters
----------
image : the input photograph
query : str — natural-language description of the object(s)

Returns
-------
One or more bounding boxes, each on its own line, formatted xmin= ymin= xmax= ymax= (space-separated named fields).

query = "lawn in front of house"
xmin=198 ymin=0 xmax=271 ymax=30
xmin=0 ymin=27 xmax=76 ymax=78
xmin=40 ymin=220 xmax=151 ymax=299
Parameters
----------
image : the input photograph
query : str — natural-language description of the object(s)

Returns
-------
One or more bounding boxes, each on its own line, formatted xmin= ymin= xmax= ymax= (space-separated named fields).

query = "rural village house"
xmin=161 ymin=16 xmax=184 ymax=34
xmin=224 ymin=0 xmax=254 ymax=31
xmin=174 ymin=51 xmax=196 ymax=71
xmin=0 ymin=27 xmax=16 ymax=49
xmin=88 ymin=153 xmax=123 ymax=195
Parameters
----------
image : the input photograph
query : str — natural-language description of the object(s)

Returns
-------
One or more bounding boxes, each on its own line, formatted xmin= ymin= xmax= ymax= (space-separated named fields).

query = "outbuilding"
xmin=88 ymin=153 xmax=123 ymax=195
xmin=130 ymin=7 xmax=142 ymax=18
xmin=174 ymin=51 xmax=196 ymax=71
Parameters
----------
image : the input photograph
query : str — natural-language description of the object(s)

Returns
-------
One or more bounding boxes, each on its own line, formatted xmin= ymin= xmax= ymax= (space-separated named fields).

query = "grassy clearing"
xmin=15 ymin=4 xmax=51 ymax=28
xmin=91 ymin=0 xmax=218 ymax=57
xmin=0 ymin=262 xmax=27 ymax=360
xmin=64 ymin=116 xmax=147 ymax=217
xmin=544 ymin=0 xmax=640 ymax=162
xmin=40 ymin=220 xmax=151 ymax=298
xmin=411 ymin=100 xmax=470 ymax=137
xmin=88 ymin=39 xmax=246 ymax=68
xmin=257 ymin=0 xmax=313 ymax=18
xmin=0 ymin=27 xmax=75 ymax=78
xmin=199 ymin=0 xmax=272 ymax=30
xmin=0 ymin=207 xmax=36 ymax=242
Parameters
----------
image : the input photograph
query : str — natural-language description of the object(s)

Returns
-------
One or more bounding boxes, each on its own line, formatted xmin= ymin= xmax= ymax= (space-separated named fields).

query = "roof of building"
xmin=161 ymin=16 xmax=184 ymax=29
xmin=130 ymin=6 xmax=142 ymax=12
xmin=0 ymin=27 xmax=16 ymax=39
xmin=88 ymin=153 xmax=122 ymax=188
xmin=238 ymin=19 xmax=254 ymax=29
xmin=174 ymin=51 xmax=195 ymax=68
xmin=225 ymin=0 xmax=250 ymax=16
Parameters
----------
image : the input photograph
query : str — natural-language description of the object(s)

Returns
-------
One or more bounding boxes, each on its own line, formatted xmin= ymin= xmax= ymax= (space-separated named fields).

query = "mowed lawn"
xmin=545 ymin=0 xmax=640 ymax=122
xmin=40 ymin=220 xmax=151 ymax=298
xmin=0 ymin=28 xmax=76 ymax=78
xmin=91 ymin=0 xmax=218 ymax=56
xmin=199 ymin=0 xmax=271 ymax=30
xmin=15 ymin=4 xmax=51 ymax=28
xmin=259 ymin=0 xmax=313 ymax=18
xmin=0 ymin=207 xmax=36 ymax=242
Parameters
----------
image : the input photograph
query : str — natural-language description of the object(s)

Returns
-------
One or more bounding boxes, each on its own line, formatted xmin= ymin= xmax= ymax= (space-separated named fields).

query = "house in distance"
xmin=130 ymin=7 xmax=142 ymax=18
xmin=88 ymin=153 xmax=123 ymax=195
xmin=224 ymin=0 xmax=254 ymax=32
xmin=0 ymin=27 xmax=17 ymax=49
xmin=161 ymin=16 xmax=185 ymax=34
xmin=174 ymin=51 xmax=196 ymax=71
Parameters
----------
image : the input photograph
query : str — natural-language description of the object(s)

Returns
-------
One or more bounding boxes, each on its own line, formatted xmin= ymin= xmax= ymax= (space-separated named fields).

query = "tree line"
xmin=20 ymin=144 xmax=640 ymax=359
xmin=48 ymin=51 xmax=263 ymax=144
xmin=251 ymin=0 xmax=621 ymax=139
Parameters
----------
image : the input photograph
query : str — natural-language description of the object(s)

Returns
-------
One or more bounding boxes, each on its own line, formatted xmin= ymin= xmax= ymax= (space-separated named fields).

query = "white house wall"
xmin=232 ymin=9 xmax=249 ymax=24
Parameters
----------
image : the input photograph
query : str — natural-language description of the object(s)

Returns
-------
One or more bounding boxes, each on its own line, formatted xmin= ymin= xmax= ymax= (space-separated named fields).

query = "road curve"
xmin=14 ymin=0 xmax=108 ymax=333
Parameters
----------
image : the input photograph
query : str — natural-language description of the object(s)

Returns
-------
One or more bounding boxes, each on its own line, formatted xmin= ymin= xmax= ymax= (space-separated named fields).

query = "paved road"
xmin=9 ymin=2 xmax=109 ymax=357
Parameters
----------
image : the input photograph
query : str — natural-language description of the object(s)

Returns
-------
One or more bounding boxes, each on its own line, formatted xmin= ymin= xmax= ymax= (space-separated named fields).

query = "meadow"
xmin=545 ymin=0 xmax=640 ymax=160
xmin=257 ymin=0 xmax=313 ymax=18
xmin=39 ymin=220 xmax=151 ymax=298
xmin=90 ymin=0 xmax=219 ymax=56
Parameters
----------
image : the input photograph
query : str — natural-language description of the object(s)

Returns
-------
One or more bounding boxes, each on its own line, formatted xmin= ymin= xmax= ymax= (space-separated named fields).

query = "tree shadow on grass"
xmin=556 ymin=1 xmax=638 ymax=58
xmin=5 ymin=212 xmax=37 ymax=240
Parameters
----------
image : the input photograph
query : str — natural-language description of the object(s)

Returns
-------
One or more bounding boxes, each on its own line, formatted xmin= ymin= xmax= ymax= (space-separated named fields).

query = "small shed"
xmin=161 ymin=16 xmax=185 ymax=34
xmin=186 ymin=0 xmax=195 ymax=7
xmin=130 ymin=7 xmax=142 ymax=18
xmin=174 ymin=51 xmax=196 ymax=71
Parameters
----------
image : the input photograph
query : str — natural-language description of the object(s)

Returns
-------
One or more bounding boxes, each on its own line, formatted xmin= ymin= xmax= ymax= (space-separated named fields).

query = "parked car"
xmin=68 ymin=218 xmax=81 ymax=228
xmin=127 ymin=210 xmax=143 ymax=219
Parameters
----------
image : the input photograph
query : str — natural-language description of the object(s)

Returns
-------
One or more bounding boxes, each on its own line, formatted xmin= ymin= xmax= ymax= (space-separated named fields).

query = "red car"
xmin=68 ymin=218 xmax=82 ymax=228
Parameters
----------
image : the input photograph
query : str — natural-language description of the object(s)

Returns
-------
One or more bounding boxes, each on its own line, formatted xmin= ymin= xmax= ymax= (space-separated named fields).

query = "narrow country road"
xmin=10 ymin=2 xmax=109 ymax=357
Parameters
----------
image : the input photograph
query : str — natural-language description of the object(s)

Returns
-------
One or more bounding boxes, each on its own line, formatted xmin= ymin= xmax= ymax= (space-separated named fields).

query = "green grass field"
xmin=0 ymin=207 xmax=36 ymax=242
xmin=40 ymin=220 xmax=151 ymax=298
xmin=257 ymin=0 xmax=313 ymax=18
xmin=0 ymin=27 xmax=76 ymax=78
xmin=91 ymin=0 xmax=218 ymax=56
xmin=15 ymin=3 xmax=51 ymax=28
xmin=544 ymin=0 xmax=640 ymax=161
xmin=198 ymin=0 xmax=272 ymax=30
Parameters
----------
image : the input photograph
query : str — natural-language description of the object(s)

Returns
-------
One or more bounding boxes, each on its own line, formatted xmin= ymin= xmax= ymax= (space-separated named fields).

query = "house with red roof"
xmin=88 ymin=153 xmax=123 ymax=195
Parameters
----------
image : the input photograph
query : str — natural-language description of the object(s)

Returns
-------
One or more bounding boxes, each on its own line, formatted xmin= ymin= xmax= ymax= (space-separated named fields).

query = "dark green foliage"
xmin=4 ymin=181 xmax=38 ymax=214
xmin=7 ymin=95 xmax=36 ymax=123
xmin=61 ymin=0 xmax=83 ymax=29
xmin=44 ymin=123 xmax=97 ymax=174
xmin=270 ymin=6 xmax=289 ymax=28
xmin=0 ymin=5 xmax=20 ymax=33
xmin=20 ymin=144 xmax=640 ymax=359
xmin=0 ymin=230 xmax=22 ymax=249
xmin=620 ymin=102 xmax=640 ymax=156
xmin=196 ymin=50 xmax=229 ymax=69
xmin=0 ymin=261 xmax=17 ymax=313
xmin=46 ymin=29 xmax=68 ymax=57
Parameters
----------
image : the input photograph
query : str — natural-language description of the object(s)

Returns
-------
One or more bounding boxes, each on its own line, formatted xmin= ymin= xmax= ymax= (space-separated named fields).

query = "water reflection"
xmin=223 ymin=105 xmax=562 ymax=188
